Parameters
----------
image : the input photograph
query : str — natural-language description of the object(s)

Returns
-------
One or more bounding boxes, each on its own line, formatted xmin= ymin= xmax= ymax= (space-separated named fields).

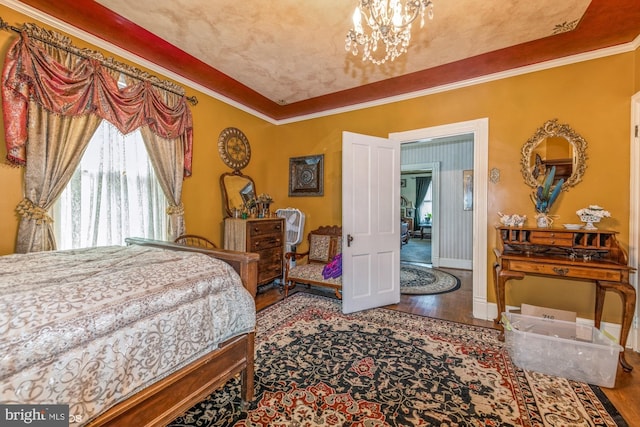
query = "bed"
xmin=0 ymin=237 xmax=259 ymax=426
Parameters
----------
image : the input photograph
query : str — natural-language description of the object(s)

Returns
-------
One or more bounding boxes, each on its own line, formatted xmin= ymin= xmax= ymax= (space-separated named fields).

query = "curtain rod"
xmin=0 ymin=17 xmax=198 ymax=106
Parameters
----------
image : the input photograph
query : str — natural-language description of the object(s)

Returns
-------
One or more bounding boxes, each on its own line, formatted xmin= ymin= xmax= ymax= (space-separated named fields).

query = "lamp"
xmin=345 ymin=0 xmax=434 ymax=65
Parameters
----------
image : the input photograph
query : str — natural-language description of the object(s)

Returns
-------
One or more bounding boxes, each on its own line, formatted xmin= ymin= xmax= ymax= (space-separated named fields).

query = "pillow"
xmin=309 ymin=234 xmax=332 ymax=262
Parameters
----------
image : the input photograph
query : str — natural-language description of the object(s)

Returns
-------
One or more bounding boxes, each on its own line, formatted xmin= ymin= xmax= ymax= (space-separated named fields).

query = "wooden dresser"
xmin=493 ymin=225 xmax=636 ymax=371
xmin=224 ymin=217 xmax=285 ymax=286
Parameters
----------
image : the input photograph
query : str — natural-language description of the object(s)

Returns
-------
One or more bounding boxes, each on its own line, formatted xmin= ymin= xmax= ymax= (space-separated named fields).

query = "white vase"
xmin=579 ymin=213 xmax=601 ymax=230
xmin=536 ymin=214 xmax=551 ymax=228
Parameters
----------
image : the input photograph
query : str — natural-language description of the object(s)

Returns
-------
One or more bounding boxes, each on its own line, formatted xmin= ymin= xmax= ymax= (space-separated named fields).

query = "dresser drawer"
xmin=256 ymin=248 xmax=283 ymax=281
xmin=249 ymin=220 xmax=283 ymax=237
xmin=529 ymin=231 xmax=574 ymax=247
xmin=507 ymin=260 xmax=622 ymax=281
xmin=249 ymin=234 xmax=282 ymax=251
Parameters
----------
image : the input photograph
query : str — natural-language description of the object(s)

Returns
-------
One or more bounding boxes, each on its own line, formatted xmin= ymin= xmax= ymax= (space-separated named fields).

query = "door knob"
xmin=347 ymin=234 xmax=354 ymax=247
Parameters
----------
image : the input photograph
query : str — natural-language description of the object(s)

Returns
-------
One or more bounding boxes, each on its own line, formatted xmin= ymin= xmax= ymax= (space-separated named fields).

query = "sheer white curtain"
xmin=417 ymin=178 xmax=433 ymax=224
xmin=54 ymin=121 xmax=167 ymax=249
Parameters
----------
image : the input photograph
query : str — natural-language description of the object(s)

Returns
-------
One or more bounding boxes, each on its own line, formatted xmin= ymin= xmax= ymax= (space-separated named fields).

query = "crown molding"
xmin=0 ymin=0 xmax=279 ymax=124
xmin=278 ymin=36 xmax=640 ymax=125
xmin=2 ymin=0 xmax=639 ymax=126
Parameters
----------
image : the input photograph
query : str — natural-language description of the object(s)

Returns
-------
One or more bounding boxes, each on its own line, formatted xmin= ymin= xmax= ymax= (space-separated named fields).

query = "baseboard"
xmin=438 ymin=258 xmax=472 ymax=270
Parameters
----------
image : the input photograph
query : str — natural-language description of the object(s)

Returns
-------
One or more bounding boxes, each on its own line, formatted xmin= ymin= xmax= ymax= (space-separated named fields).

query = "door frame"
xmin=629 ymin=92 xmax=640 ymax=351
xmin=390 ymin=118 xmax=490 ymax=320
xmin=401 ymin=163 xmax=440 ymax=266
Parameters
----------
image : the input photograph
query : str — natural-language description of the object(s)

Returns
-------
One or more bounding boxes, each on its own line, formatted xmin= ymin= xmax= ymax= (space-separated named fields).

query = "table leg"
xmin=493 ymin=262 xmax=525 ymax=340
xmin=595 ymin=280 xmax=636 ymax=372
xmin=493 ymin=262 xmax=505 ymax=328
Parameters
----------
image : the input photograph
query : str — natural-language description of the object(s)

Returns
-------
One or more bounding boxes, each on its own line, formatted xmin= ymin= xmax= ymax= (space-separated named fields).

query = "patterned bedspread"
xmin=0 ymin=245 xmax=256 ymax=425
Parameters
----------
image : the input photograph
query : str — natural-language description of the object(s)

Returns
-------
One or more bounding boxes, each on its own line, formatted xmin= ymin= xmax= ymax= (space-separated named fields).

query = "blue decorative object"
xmin=531 ymin=166 xmax=564 ymax=214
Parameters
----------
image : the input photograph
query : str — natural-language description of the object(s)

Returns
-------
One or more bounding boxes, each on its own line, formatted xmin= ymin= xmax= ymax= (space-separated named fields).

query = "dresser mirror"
xmin=220 ymin=171 xmax=256 ymax=217
xmin=520 ymin=119 xmax=588 ymax=190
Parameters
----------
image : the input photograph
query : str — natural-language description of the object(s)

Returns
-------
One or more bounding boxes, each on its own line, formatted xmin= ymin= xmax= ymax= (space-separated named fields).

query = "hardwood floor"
xmin=255 ymin=268 xmax=640 ymax=425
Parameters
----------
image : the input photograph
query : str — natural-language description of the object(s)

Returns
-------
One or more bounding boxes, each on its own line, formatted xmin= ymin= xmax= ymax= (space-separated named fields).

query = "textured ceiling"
xmin=95 ymin=0 xmax=590 ymax=105
xmin=12 ymin=0 xmax=640 ymax=120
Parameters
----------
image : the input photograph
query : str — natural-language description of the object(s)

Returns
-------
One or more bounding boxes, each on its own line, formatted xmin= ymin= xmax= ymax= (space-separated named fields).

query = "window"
xmin=419 ymin=182 xmax=433 ymax=223
xmin=53 ymin=121 xmax=167 ymax=249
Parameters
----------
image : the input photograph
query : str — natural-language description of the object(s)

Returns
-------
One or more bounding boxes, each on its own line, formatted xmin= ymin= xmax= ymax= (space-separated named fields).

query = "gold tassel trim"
xmin=166 ymin=203 xmax=184 ymax=216
xmin=16 ymin=198 xmax=53 ymax=224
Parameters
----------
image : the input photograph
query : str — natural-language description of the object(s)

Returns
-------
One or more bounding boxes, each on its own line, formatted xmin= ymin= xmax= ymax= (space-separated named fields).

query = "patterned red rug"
xmin=169 ymin=293 xmax=626 ymax=426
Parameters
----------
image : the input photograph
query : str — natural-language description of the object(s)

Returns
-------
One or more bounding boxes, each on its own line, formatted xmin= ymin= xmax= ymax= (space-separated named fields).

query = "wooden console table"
xmin=493 ymin=226 xmax=636 ymax=372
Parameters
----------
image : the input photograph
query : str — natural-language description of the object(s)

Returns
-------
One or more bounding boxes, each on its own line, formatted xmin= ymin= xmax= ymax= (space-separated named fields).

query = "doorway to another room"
xmin=400 ymin=134 xmax=475 ymax=271
xmin=390 ymin=118 xmax=489 ymax=321
xmin=401 ymin=167 xmax=436 ymax=266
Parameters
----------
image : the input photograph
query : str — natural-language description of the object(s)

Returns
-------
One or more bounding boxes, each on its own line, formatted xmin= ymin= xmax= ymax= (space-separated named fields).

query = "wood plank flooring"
xmin=255 ymin=268 xmax=640 ymax=425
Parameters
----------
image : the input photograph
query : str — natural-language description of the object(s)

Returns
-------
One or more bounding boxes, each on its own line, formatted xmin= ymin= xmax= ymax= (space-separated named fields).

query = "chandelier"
xmin=345 ymin=0 xmax=434 ymax=65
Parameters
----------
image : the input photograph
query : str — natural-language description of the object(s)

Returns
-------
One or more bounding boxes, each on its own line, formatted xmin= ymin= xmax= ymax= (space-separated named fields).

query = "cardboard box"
xmin=502 ymin=312 xmax=622 ymax=388
xmin=520 ymin=303 xmax=576 ymax=322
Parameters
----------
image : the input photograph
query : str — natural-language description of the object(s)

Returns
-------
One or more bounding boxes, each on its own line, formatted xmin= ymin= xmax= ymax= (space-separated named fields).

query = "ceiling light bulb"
xmin=345 ymin=0 xmax=435 ymax=65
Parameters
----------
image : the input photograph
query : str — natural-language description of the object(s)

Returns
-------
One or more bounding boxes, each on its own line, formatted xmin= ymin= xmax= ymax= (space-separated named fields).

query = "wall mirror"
xmin=220 ymin=171 xmax=256 ymax=217
xmin=520 ymin=119 xmax=588 ymax=190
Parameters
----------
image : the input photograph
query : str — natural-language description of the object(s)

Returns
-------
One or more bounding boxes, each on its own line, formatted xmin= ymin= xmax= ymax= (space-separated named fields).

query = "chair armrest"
xmin=285 ymin=251 xmax=309 ymax=261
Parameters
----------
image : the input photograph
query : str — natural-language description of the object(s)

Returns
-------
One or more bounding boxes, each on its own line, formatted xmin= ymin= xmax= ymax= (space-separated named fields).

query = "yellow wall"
xmin=268 ymin=54 xmax=636 ymax=323
xmin=0 ymin=4 xmax=637 ymax=324
xmin=635 ymin=44 xmax=640 ymax=92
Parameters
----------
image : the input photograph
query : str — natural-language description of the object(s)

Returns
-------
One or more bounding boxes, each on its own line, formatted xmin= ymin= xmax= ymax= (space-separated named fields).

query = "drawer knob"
xmin=553 ymin=267 xmax=569 ymax=276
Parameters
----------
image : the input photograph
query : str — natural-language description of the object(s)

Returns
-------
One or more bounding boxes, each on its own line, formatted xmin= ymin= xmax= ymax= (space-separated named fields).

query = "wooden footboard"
xmin=86 ymin=238 xmax=260 ymax=426
xmin=90 ymin=333 xmax=255 ymax=426
xmin=125 ymin=237 xmax=259 ymax=297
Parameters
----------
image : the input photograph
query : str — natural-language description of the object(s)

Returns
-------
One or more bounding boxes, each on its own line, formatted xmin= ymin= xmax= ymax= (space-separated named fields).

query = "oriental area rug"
xmin=400 ymin=262 xmax=460 ymax=295
xmin=168 ymin=293 xmax=626 ymax=427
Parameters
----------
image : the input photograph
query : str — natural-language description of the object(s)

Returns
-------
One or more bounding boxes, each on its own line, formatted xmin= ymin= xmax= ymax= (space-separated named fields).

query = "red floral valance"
xmin=2 ymin=32 xmax=193 ymax=176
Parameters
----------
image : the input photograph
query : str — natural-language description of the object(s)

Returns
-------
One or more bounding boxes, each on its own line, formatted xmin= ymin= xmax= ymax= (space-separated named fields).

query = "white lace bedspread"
xmin=0 ymin=245 xmax=256 ymax=425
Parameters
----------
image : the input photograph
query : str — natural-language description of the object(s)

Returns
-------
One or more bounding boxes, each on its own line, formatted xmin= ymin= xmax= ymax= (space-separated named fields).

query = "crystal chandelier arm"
xmin=345 ymin=0 xmax=435 ymax=65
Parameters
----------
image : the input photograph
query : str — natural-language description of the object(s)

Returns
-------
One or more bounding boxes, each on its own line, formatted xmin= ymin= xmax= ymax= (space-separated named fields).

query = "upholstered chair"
xmin=283 ymin=225 xmax=342 ymax=299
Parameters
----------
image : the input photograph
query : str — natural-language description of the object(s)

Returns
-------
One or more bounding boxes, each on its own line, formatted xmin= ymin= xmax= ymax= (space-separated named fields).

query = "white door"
xmin=342 ymin=131 xmax=401 ymax=314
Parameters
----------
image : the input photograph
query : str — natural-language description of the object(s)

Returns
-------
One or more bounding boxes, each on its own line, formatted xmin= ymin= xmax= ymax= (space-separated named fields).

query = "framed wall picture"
xmin=289 ymin=154 xmax=324 ymax=196
xmin=463 ymin=169 xmax=473 ymax=210
xmin=400 ymin=178 xmax=407 ymax=187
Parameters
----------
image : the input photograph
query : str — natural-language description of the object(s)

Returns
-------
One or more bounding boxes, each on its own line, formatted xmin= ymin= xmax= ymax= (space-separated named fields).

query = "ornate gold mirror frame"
xmin=520 ymin=119 xmax=588 ymax=191
xmin=220 ymin=170 xmax=256 ymax=217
